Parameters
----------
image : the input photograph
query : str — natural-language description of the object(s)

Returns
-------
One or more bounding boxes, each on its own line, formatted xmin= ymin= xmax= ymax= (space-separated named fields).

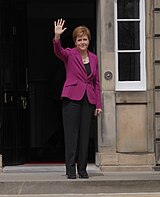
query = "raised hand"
xmin=54 ymin=19 xmax=67 ymax=39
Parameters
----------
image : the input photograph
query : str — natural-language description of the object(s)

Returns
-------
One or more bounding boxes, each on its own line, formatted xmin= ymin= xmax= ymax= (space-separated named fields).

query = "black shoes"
xmin=79 ymin=174 xmax=89 ymax=179
xmin=67 ymin=174 xmax=76 ymax=179
xmin=66 ymin=172 xmax=89 ymax=179
xmin=66 ymin=166 xmax=89 ymax=179
xmin=78 ymin=171 xmax=89 ymax=179
xmin=66 ymin=171 xmax=76 ymax=179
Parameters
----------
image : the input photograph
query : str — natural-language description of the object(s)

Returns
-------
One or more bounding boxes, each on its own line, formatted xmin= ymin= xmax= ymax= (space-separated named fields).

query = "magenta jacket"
xmin=53 ymin=39 xmax=102 ymax=109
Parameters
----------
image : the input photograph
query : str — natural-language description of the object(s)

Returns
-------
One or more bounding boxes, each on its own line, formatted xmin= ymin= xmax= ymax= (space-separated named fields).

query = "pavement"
xmin=1 ymin=164 xmax=160 ymax=196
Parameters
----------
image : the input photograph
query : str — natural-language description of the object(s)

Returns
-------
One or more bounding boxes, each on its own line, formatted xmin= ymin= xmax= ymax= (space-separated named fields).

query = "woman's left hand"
xmin=94 ymin=108 xmax=102 ymax=116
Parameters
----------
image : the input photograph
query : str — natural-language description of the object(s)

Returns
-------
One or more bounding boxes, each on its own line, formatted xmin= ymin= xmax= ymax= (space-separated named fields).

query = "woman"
xmin=53 ymin=19 xmax=102 ymax=179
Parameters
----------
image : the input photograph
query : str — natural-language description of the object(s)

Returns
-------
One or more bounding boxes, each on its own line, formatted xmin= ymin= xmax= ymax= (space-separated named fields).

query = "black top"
xmin=84 ymin=63 xmax=91 ymax=76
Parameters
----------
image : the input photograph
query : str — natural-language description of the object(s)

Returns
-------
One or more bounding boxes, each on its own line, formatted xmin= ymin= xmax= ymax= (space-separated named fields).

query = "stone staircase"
xmin=0 ymin=164 xmax=160 ymax=196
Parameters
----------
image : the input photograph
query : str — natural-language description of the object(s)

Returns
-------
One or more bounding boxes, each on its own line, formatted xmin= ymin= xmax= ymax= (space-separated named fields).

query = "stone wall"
xmin=96 ymin=0 xmax=155 ymax=171
xmin=154 ymin=0 xmax=160 ymax=164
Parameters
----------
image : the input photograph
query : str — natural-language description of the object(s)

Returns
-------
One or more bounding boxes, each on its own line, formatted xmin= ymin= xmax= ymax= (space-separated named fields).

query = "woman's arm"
xmin=53 ymin=19 xmax=69 ymax=61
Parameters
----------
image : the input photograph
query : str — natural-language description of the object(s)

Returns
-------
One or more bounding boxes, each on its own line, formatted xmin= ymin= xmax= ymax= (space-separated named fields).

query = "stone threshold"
xmin=1 ymin=180 xmax=160 ymax=195
xmin=0 ymin=164 xmax=160 ymax=195
xmin=0 ymin=193 xmax=160 ymax=197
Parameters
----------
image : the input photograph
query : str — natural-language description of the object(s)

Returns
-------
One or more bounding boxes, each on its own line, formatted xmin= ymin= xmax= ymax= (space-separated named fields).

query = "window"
xmin=115 ymin=0 xmax=146 ymax=91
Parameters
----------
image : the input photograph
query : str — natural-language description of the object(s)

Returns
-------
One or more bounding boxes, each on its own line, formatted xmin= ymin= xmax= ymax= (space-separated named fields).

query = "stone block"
xmin=154 ymin=38 xmax=160 ymax=60
xmin=116 ymin=91 xmax=147 ymax=103
xmin=146 ymin=0 xmax=154 ymax=37
xmin=99 ymin=153 xmax=118 ymax=166
xmin=101 ymin=52 xmax=115 ymax=91
xmin=147 ymin=153 xmax=156 ymax=165
xmin=99 ymin=91 xmax=116 ymax=147
xmin=155 ymin=141 xmax=160 ymax=164
xmin=100 ymin=165 xmax=153 ymax=172
xmin=154 ymin=12 xmax=160 ymax=34
xmin=98 ymin=151 xmax=155 ymax=167
xmin=155 ymin=90 xmax=160 ymax=113
xmin=118 ymin=153 xmax=155 ymax=165
xmin=99 ymin=152 xmax=155 ymax=172
xmin=100 ymin=0 xmax=114 ymax=52
xmin=116 ymin=104 xmax=147 ymax=152
xmin=155 ymin=64 xmax=160 ymax=86
xmin=155 ymin=115 xmax=160 ymax=138
xmin=155 ymin=0 xmax=160 ymax=8
xmin=146 ymin=38 xmax=154 ymax=90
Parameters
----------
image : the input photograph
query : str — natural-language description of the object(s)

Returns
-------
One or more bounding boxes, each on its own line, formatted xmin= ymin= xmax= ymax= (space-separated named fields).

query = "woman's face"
xmin=75 ymin=35 xmax=89 ymax=52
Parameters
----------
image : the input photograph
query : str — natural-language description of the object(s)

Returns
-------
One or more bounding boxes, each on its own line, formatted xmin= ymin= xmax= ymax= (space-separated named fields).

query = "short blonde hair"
xmin=72 ymin=26 xmax=91 ymax=43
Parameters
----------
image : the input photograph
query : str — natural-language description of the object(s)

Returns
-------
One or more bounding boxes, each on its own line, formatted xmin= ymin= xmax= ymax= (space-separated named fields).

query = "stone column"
xmin=96 ymin=0 xmax=117 ymax=168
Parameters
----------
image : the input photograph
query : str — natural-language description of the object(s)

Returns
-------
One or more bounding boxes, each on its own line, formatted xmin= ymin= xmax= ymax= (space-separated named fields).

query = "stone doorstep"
xmin=1 ymin=179 xmax=160 ymax=195
xmin=0 ymin=194 xmax=160 ymax=197
xmin=1 ymin=164 xmax=160 ymax=195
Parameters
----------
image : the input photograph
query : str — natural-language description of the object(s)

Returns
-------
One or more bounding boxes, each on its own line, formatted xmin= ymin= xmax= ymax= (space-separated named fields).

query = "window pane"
xmin=118 ymin=53 xmax=140 ymax=81
xmin=118 ymin=22 xmax=140 ymax=50
xmin=118 ymin=0 xmax=139 ymax=19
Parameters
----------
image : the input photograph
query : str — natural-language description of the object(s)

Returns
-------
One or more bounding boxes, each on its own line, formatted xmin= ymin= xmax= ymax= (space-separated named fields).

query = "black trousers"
xmin=62 ymin=93 xmax=95 ymax=175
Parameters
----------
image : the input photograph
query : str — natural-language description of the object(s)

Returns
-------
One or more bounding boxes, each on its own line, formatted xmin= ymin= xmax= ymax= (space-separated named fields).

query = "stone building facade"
xmin=95 ymin=0 xmax=160 ymax=171
xmin=0 ymin=0 xmax=159 ymax=172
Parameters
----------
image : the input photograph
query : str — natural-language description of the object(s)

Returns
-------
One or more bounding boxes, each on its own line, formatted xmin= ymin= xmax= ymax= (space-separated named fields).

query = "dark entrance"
xmin=0 ymin=0 xmax=97 ymax=165
xmin=0 ymin=0 xmax=29 ymax=165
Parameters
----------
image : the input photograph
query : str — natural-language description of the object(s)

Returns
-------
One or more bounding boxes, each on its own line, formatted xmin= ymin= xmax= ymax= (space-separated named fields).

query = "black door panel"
xmin=0 ymin=0 xmax=29 ymax=165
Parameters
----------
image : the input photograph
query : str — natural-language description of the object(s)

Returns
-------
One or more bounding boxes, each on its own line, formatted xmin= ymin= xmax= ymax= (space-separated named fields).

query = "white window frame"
xmin=114 ymin=0 xmax=146 ymax=91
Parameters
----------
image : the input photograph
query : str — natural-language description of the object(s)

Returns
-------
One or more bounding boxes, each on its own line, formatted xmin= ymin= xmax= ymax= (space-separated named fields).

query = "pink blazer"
xmin=53 ymin=39 xmax=102 ymax=109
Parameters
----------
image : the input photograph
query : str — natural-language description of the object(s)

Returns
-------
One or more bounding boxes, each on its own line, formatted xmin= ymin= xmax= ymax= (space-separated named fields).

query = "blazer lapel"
xmin=88 ymin=52 xmax=95 ymax=78
xmin=74 ymin=49 xmax=87 ymax=74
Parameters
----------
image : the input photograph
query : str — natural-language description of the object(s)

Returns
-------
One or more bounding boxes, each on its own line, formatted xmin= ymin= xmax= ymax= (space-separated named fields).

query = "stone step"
xmin=0 ymin=164 xmax=160 ymax=196
xmin=1 ymin=193 xmax=160 ymax=197
xmin=1 ymin=179 xmax=160 ymax=195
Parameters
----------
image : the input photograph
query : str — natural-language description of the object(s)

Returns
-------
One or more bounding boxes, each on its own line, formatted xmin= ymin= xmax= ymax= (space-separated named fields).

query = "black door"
xmin=0 ymin=0 xmax=29 ymax=165
xmin=0 ymin=0 xmax=97 ymax=165
xmin=27 ymin=0 xmax=97 ymax=163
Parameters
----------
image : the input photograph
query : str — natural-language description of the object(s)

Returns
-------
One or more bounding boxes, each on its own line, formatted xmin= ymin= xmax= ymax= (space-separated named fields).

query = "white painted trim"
xmin=114 ymin=0 xmax=146 ymax=91
xmin=117 ymin=19 xmax=140 ymax=21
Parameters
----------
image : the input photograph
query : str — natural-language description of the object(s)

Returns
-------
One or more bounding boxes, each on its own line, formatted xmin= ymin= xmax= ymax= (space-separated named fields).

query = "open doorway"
xmin=27 ymin=0 xmax=97 ymax=163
